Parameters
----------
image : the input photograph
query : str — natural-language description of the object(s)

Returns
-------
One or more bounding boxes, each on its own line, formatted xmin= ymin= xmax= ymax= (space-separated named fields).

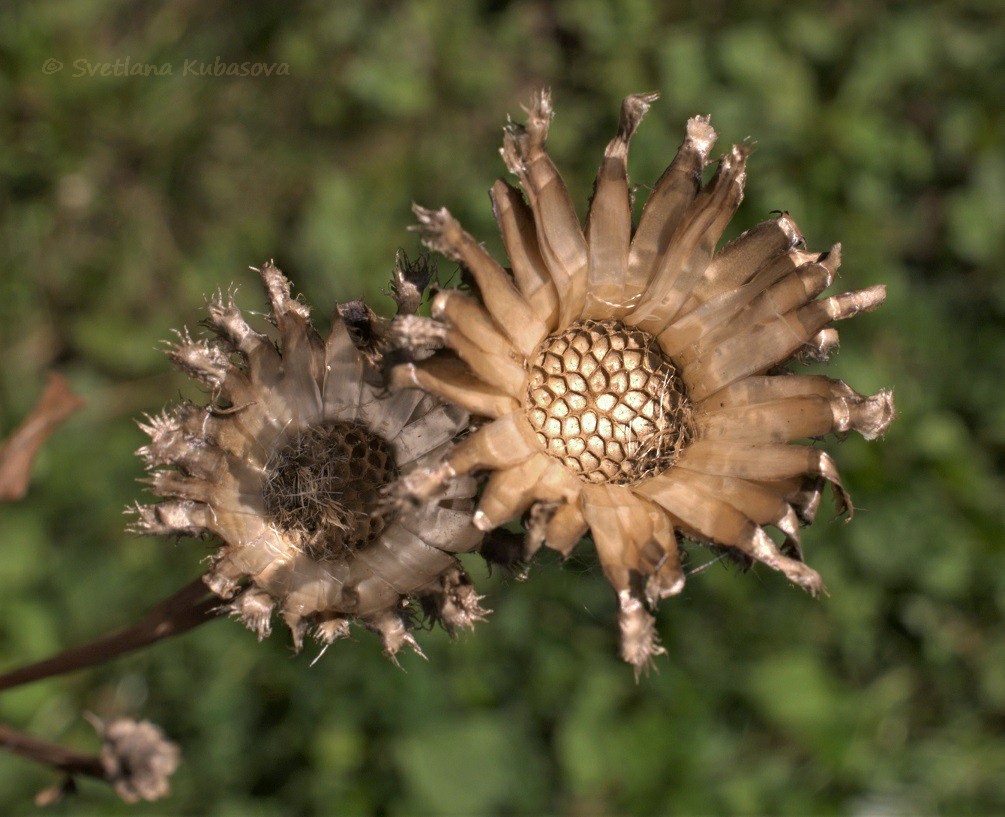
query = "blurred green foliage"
xmin=1 ymin=0 xmax=1003 ymax=814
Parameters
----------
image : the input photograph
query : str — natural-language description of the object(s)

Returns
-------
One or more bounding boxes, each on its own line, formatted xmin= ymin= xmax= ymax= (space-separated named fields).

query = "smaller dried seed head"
xmin=262 ymin=422 xmax=398 ymax=558
xmin=526 ymin=319 xmax=694 ymax=485
xmin=95 ymin=718 xmax=181 ymax=805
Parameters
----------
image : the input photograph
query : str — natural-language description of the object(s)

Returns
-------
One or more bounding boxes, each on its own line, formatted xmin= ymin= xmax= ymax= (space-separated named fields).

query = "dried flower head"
xmin=131 ymin=262 xmax=486 ymax=657
xmin=94 ymin=717 xmax=180 ymax=804
xmin=395 ymin=91 xmax=894 ymax=671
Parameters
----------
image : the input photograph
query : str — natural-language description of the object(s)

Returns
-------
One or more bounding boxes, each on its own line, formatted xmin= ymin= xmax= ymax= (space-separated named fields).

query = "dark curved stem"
xmin=0 ymin=722 xmax=105 ymax=779
xmin=0 ymin=577 xmax=221 ymax=693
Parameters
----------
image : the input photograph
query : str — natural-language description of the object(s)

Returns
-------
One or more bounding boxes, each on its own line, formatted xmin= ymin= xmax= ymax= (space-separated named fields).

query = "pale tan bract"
xmin=131 ymin=263 xmax=485 ymax=658
xmin=394 ymin=91 xmax=894 ymax=672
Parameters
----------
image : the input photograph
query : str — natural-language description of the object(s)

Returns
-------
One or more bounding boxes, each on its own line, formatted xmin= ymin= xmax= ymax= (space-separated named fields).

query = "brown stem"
xmin=0 ymin=722 xmax=105 ymax=779
xmin=0 ymin=576 xmax=222 ymax=693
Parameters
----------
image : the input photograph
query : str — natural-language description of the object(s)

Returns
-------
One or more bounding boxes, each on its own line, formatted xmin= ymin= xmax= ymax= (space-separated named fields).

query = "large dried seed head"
xmin=402 ymin=91 xmax=895 ymax=670
xmin=526 ymin=319 xmax=694 ymax=484
xmin=261 ymin=421 xmax=398 ymax=558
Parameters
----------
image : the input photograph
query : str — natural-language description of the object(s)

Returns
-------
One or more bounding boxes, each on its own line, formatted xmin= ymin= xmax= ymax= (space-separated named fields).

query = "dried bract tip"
xmin=258 ymin=259 xmax=310 ymax=321
xmin=523 ymin=502 xmax=557 ymax=560
xmin=228 ymin=588 xmax=274 ymax=641
xmin=477 ymin=529 xmax=527 ymax=576
xmin=819 ymin=243 xmax=842 ymax=277
xmin=390 ymin=249 xmax=436 ymax=315
xmin=391 ymin=460 xmax=457 ymax=505
xmin=857 ymin=389 xmax=895 ymax=440
xmin=386 ymin=315 xmax=449 ymax=359
xmin=826 ymin=285 xmax=887 ymax=320
xmin=721 ymin=145 xmax=750 ymax=197
xmin=425 ymin=567 xmax=489 ymax=634
xmin=202 ymin=566 xmax=239 ymax=600
xmin=314 ymin=614 xmax=351 ymax=645
xmin=410 ymin=205 xmax=466 ymax=262
xmin=284 ymin=611 xmax=310 ymax=654
xmin=616 ymin=92 xmax=660 ymax=146
xmin=522 ymin=87 xmax=554 ymax=148
xmin=368 ymin=611 xmax=426 ymax=662
xmin=799 ymin=327 xmax=841 ymax=362
xmin=126 ymin=500 xmax=207 ymax=539
xmin=826 ymin=388 xmax=897 ymax=442
xmin=163 ymin=329 xmax=232 ymax=391
xmin=685 ymin=114 xmax=718 ymax=156
xmin=645 ymin=555 xmax=686 ymax=605
xmin=205 ymin=287 xmax=266 ymax=355
xmin=617 ymin=591 xmax=666 ymax=679
xmin=334 ymin=299 xmax=386 ymax=365
xmin=776 ymin=212 xmax=805 ymax=251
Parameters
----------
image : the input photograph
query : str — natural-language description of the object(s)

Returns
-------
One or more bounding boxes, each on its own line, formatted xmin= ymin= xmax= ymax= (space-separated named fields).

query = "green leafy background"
xmin=1 ymin=1 xmax=1002 ymax=814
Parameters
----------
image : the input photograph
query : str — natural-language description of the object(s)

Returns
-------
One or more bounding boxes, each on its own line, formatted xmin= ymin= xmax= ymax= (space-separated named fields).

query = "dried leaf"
xmin=0 ymin=373 xmax=84 ymax=502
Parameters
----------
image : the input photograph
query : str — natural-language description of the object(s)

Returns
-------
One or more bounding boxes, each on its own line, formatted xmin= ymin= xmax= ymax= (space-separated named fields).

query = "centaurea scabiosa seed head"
xmin=131 ymin=261 xmax=487 ymax=659
xmin=393 ymin=91 xmax=894 ymax=674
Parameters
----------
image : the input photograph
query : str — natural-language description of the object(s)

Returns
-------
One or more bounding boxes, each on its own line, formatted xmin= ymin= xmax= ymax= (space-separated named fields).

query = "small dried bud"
xmin=94 ymin=718 xmax=180 ymax=804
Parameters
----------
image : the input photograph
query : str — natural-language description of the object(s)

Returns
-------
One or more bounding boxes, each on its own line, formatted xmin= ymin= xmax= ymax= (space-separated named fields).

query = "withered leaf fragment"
xmin=0 ymin=373 xmax=84 ymax=502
